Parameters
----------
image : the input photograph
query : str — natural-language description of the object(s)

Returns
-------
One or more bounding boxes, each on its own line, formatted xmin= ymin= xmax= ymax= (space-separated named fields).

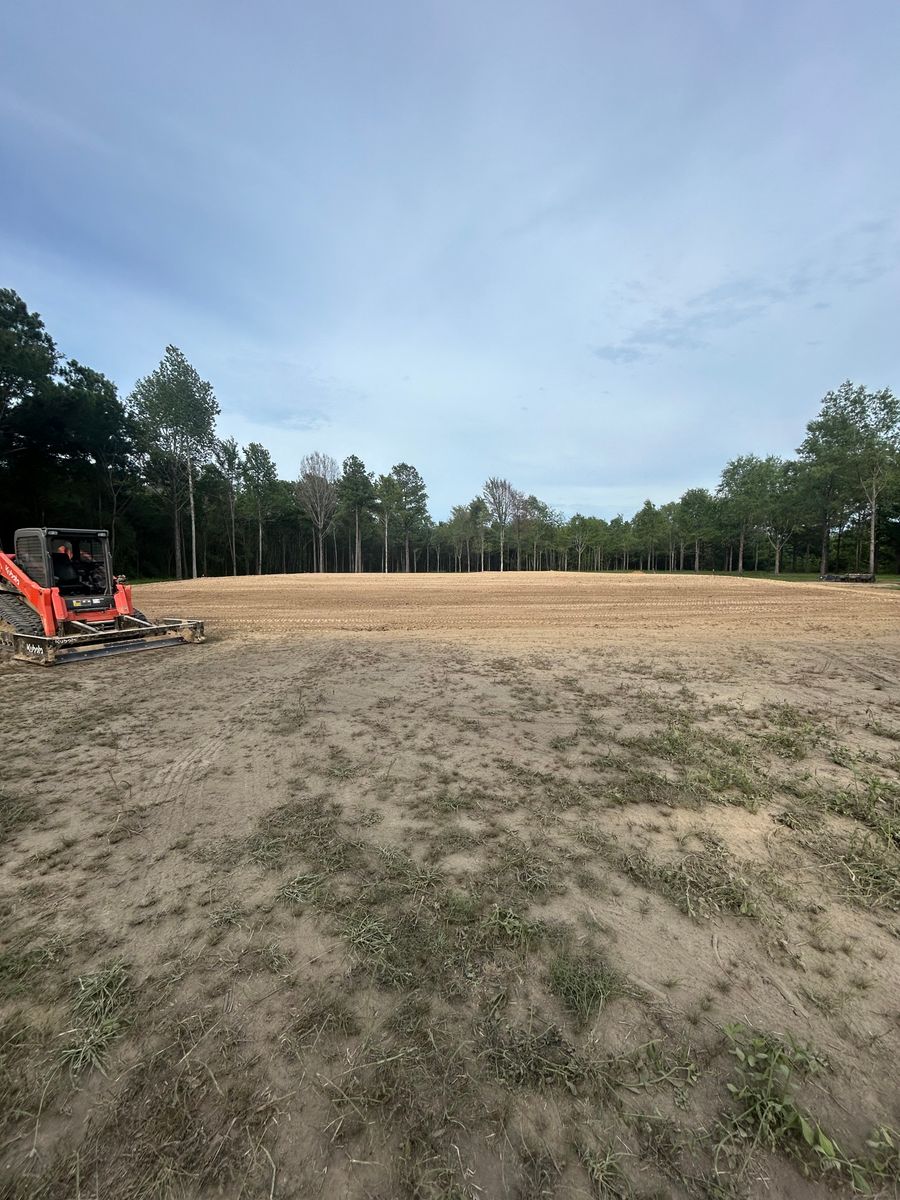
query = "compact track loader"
xmin=0 ymin=526 xmax=204 ymax=665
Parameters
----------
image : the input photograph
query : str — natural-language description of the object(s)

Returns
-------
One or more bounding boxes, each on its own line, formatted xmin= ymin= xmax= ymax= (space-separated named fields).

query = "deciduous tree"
xmin=806 ymin=382 xmax=899 ymax=576
xmin=296 ymin=451 xmax=339 ymax=572
xmin=483 ymin=477 xmax=515 ymax=571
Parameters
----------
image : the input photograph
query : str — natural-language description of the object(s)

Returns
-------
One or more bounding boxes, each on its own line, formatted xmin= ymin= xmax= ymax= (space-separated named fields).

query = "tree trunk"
xmin=404 ymin=534 xmax=410 ymax=572
xmin=737 ymin=527 xmax=745 ymax=575
xmin=869 ymin=495 xmax=877 ymax=576
xmin=257 ymin=512 xmax=263 ymax=574
xmin=230 ymin=495 xmax=237 ymax=575
xmin=383 ymin=518 xmax=388 ymax=573
xmin=109 ymin=482 xmax=118 ymax=564
xmin=355 ymin=508 xmax=361 ymax=573
xmin=774 ymin=541 xmax=782 ymax=575
xmin=173 ymin=497 xmax=183 ymax=580
xmin=854 ymin=512 xmax=862 ymax=571
xmin=693 ymin=539 xmax=700 ymax=571
xmin=318 ymin=529 xmax=325 ymax=574
xmin=187 ymin=459 xmax=198 ymax=579
xmin=499 ymin=529 xmax=505 ymax=571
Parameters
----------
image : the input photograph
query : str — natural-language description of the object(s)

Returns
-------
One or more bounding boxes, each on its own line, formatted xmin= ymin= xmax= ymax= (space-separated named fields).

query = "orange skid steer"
xmin=0 ymin=527 xmax=204 ymax=665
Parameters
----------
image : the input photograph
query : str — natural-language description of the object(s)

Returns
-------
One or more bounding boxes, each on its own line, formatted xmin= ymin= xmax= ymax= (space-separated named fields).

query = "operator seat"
xmin=52 ymin=553 xmax=81 ymax=592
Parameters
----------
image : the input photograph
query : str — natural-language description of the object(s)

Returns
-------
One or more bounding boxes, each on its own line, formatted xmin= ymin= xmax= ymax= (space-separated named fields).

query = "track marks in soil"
xmin=2 ymin=620 xmax=900 ymax=1199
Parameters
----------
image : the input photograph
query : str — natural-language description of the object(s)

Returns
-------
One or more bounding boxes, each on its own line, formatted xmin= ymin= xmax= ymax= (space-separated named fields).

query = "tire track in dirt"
xmin=146 ymin=733 xmax=229 ymax=808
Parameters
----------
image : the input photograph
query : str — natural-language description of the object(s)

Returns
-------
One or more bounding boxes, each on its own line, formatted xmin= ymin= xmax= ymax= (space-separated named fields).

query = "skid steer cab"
xmin=0 ymin=527 xmax=204 ymax=665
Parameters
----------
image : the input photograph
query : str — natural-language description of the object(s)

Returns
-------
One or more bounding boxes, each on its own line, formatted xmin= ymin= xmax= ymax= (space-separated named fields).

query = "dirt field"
xmin=133 ymin=569 xmax=900 ymax=638
xmin=2 ymin=574 xmax=899 ymax=1199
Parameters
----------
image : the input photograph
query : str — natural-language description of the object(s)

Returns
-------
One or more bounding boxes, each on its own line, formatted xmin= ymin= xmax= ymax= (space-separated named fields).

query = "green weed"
xmin=578 ymin=1143 xmax=633 ymax=1198
xmin=548 ymin=951 xmax=625 ymax=1026
xmin=59 ymin=961 xmax=132 ymax=1076
xmin=715 ymin=1023 xmax=879 ymax=1192
xmin=481 ymin=1013 xmax=585 ymax=1093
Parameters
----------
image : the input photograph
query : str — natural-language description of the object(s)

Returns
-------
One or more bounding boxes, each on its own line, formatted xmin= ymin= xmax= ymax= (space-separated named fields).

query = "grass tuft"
xmin=278 ymin=870 xmax=328 ymax=907
xmin=481 ymin=1013 xmax=586 ymax=1093
xmin=614 ymin=838 xmax=767 ymax=920
xmin=548 ymin=950 xmax=625 ymax=1026
xmin=0 ymin=791 xmax=37 ymax=844
xmin=283 ymin=987 xmax=359 ymax=1054
xmin=578 ymin=1143 xmax=633 ymax=1198
xmin=59 ymin=961 xmax=132 ymax=1076
xmin=805 ymin=829 xmax=900 ymax=911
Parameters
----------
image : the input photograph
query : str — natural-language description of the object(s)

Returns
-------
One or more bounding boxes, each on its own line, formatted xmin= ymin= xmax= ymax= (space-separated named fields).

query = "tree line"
xmin=2 ymin=288 xmax=898 ymax=578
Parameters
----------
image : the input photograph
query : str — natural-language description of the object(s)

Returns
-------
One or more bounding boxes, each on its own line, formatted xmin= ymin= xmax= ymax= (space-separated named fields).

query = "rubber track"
xmin=0 ymin=592 xmax=45 ymax=647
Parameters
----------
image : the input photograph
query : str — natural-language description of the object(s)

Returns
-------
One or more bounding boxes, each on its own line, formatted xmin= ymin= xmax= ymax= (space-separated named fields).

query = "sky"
xmin=1 ymin=0 xmax=898 ymax=520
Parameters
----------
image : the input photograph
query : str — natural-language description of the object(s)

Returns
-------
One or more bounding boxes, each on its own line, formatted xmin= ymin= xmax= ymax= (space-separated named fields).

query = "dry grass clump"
xmin=611 ymin=837 xmax=770 ymax=920
xmin=322 ymin=997 xmax=480 ymax=1197
xmin=282 ymin=985 xmax=359 ymax=1055
xmin=756 ymin=701 xmax=826 ymax=760
xmin=0 ymin=930 xmax=65 ymax=1001
xmin=625 ymin=721 xmax=769 ymax=809
xmin=16 ymin=1022 xmax=280 ymax=1200
xmin=248 ymin=793 xmax=361 ymax=874
xmin=0 ymin=790 xmax=37 ymax=845
xmin=548 ymin=950 xmax=627 ymax=1027
xmin=480 ymin=1011 xmax=587 ymax=1093
xmin=0 ymin=1013 xmax=53 ymax=1141
xmin=278 ymin=869 xmax=329 ymax=907
xmin=577 ymin=1143 xmax=633 ymax=1198
xmin=493 ymin=836 xmax=562 ymax=899
xmin=338 ymin=889 xmax=521 ymax=994
xmin=821 ymin=777 xmax=900 ymax=847
xmin=804 ymin=829 xmax=900 ymax=912
xmin=59 ymin=960 xmax=132 ymax=1076
xmin=605 ymin=766 xmax=700 ymax=809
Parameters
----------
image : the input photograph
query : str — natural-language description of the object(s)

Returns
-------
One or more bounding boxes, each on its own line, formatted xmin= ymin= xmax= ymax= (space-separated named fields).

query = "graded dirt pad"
xmin=133 ymin=569 xmax=900 ymax=639
xmin=1 ymin=575 xmax=899 ymax=1200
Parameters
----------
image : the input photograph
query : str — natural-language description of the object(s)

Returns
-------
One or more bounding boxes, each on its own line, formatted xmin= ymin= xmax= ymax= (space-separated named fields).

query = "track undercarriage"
xmin=0 ymin=590 xmax=204 ymax=666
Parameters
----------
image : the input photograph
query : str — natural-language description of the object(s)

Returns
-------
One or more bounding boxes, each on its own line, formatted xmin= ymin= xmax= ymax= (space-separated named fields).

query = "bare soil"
xmin=1 ymin=573 xmax=898 ymax=1199
xmin=133 ymin=569 xmax=900 ymax=638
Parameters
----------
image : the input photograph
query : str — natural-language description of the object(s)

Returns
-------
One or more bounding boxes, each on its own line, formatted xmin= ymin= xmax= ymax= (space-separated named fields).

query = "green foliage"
xmin=0 ymin=287 xmax=57 ymax=429
xmin=2 ymin=287 xmax=898 ymax=578
xmin=716 ymin=1024 xmax=898 ymax=1193
xmin=130 ymin=344 xmax=218 ymax=463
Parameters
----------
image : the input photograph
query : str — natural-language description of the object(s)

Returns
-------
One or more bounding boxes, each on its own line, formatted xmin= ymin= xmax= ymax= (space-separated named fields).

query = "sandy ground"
xmin=132 ymin=569 xmax=900 ymax=639
xmin=1 ymin=574 xmax=899 ymax=1199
